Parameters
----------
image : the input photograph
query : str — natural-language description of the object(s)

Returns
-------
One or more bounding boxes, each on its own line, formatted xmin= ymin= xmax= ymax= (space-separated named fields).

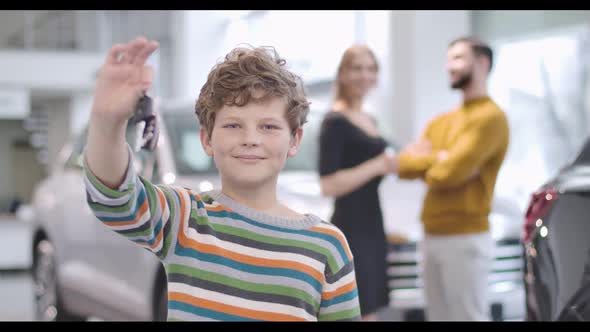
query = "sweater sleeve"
xmin=397 ymin=117 xmax=437 ymax=179
xmin=425 ymin=111 xmax=509 ymax=190
xmin=83 ymin=144 xmax=182 ymax=261
xmin=397 ymin=153 xmax=437 ymax=179
xmin=317 ymin=225 xmax=361 ymax=321
xmin=318 ymin=260 xmax=361 ymax=321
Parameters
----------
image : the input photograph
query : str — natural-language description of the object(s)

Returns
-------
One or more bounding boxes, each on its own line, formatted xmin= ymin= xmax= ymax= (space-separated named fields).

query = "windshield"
xmin=161 ymin=110 xmax=322 ymax=176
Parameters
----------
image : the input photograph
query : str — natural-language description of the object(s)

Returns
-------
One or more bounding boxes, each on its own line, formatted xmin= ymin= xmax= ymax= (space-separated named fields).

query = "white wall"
xmin=70 ymin=92 xmax=93 ymax=135
xmin=0 ymin=50 xmax=103 ymax=92
xmin=472 ymin=10 xmax=590 ymax=42
xmin=171 ymin=11 xmax=232 ymax=102
xmin=388 ymin=10 xmax=470 ymax=146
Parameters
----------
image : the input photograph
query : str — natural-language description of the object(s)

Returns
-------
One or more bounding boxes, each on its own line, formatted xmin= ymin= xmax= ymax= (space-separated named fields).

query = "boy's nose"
xmin=241 ymin=129 xmax=261 ymax=146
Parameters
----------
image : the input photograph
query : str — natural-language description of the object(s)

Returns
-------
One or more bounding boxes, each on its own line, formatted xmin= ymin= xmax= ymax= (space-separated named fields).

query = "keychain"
xmin=130 ymin=94 xmax=159 ymax=151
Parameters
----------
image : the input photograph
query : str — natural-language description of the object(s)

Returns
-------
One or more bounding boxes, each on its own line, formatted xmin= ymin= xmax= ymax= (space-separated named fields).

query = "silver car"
xmin=28 ymin=101 xmax=525 ymax=321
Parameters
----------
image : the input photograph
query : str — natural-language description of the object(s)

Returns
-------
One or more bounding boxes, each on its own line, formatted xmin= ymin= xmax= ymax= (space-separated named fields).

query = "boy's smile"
xmin=233 ymin=153 xmax=267 ymax=164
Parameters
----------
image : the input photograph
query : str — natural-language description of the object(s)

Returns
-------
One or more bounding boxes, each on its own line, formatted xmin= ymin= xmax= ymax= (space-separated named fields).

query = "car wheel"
xmin=33 ymin=239 xmax=85 ymax=321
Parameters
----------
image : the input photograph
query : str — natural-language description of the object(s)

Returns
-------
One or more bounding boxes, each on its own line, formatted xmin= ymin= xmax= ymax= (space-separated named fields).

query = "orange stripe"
xmin=188 ymin=191 xmax=201 ymax=201
xmin=156 ymin=186 xmax=167 ymax=211
xmin=128 ymin=188 xmax=167 ymax=250
xmin=309 ymin=226 xmax=353 ymax=261
xmin=178 ymin=187 xmax=188 ymax=234
xmin=169 ymin=291 xmax=306 ymax=321
xmin=103 ymin=197 xmax=149 ymax=227
xmin=205 ymin=205 xmax=232 ymax=212
xmin=321 ymin=280 xmax=356 ymax=300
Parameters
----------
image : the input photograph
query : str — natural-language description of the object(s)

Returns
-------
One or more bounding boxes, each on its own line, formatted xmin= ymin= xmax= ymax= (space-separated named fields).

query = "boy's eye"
xmin=223 ymin=124 xmax=240 ymax=129
xmin=261 ymin=124 xmax=280 ymax=130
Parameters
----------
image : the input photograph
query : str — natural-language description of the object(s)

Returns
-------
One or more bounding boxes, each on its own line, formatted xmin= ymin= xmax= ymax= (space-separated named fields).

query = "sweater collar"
xmin=462 ymin=95 xmax=491 ymax=108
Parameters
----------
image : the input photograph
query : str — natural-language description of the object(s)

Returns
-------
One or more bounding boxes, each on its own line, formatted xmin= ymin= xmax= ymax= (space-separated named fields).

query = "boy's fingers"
xmin=126 ymin=36 xmax=148 ymax=65
xmin=133 ymin=40 xmax=159 ymax=66
xmin=106 ymin=44 xmax=127 ymax=64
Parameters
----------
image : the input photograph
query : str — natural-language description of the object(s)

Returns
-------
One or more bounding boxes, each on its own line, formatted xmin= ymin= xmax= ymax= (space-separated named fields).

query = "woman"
xmin=318 ymin=45 xmax=395 ymax=321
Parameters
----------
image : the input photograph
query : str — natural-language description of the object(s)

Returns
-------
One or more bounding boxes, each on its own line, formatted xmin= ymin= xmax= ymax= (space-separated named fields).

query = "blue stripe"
xmin=168 ymin=300 xmax=260 ymax=321
xmin=174 ymin=242 xmax=323 ymax=293
xmin=96 ymin=188 xmax=147 ymax=222
xmin=320 ymin=289 xmax=358 ymax=307
xmin=129 ymin=215 xmax=163 ymax=247
xmin=207 ymin=210 xmax=350 ymax=264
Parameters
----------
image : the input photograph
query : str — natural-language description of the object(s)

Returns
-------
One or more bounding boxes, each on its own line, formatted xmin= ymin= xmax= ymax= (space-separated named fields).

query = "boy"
xmin=83 ymin=36 xmax=361 ymax=321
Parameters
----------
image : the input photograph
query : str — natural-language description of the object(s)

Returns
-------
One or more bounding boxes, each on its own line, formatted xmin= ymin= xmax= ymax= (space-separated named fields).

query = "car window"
xmin=572 ymin=137 xmax=590 ymax=166
xmin=161 ymin=112 xmax=217 ymax=175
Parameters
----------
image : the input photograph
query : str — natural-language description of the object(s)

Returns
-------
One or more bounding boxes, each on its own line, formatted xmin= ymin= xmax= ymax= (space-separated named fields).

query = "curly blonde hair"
xmin=195 ymin=46 xmax=310 ymax=137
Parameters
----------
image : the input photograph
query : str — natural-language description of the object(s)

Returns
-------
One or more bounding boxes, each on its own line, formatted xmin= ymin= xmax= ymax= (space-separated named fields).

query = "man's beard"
xmin=450 ymin=70 xmax=473 ymax=90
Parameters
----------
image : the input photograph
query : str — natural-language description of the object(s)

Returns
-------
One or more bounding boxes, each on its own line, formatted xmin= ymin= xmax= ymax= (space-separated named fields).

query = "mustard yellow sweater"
xmin=398 ymin=96 xmax=509 ymax=235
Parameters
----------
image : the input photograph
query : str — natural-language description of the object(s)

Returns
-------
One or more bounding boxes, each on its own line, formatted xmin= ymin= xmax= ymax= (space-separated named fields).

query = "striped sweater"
xmin=83 ymin=147 xmax=361 ymax=321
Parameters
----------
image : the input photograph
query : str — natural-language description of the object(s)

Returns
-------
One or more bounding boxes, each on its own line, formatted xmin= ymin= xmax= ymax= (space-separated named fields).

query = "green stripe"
xmin=192 ymin=211 xmax=338 ymax=271
xmin=88 ymin=196 xmax=134 ymax=213
xmin=143 ymin=177 xmax=158 ymax=217
xmin=168 ymin=264 xmax=319 ymax=309
xmin=83 ymin=159 xmax=131 ymax=199
xmin=167 ymin=318 xmax=182 ymax=321
xmin=160 ymin=187 xmax=177 ymax=259
xmin=318 ymin=307 xmax=361 ymax=321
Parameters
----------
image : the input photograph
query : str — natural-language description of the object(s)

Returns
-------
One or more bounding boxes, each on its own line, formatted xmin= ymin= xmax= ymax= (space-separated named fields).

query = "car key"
xmin=131 ymin=94 xmax=159 ymax=151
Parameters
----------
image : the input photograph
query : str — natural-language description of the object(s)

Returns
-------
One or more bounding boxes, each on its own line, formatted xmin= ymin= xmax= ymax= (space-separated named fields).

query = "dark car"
xmin=523 ymin=138 xmax=590 ymax=321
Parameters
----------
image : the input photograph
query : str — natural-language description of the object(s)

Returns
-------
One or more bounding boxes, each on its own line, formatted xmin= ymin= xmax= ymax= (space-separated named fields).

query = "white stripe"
xmin=133 ymin=233 xmax=163 ymax=253
xmin=168 ymin=282 xmax=316 ymax=321
xmin=84 ymin=174 xmax=133 ymax=206
xmin=104 ymin=202 xmax=153 ymax=231
xmin=167 ymin=309 xmax=217 ymax=321
xmin=319 ymin=298 xmax=359 ymax=315
xmin=323 ymin=270 xmax=355 ymax=292
xmin=183 ymin=224 xmax=325 ymax=273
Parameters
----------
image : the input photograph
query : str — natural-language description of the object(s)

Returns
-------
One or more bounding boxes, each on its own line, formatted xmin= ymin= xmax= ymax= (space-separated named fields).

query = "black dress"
xmin=318 ymin=111 xmax=390 ymax=316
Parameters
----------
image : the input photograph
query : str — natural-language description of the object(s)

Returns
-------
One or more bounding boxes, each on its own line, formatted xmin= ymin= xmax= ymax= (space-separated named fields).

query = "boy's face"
xmin=200 ymin=96 xmax=303 ymax=189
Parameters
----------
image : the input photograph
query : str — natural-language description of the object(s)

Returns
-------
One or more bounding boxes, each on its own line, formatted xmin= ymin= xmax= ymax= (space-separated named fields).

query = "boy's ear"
xmin=200 ymin=127 xmax=214 ymax=157
xmin=287 ymin=127 xmax=303 ymax=158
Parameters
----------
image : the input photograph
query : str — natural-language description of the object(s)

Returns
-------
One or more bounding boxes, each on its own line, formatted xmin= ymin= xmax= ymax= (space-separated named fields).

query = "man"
xmin=392 ymin=36 xmax=510 ymax=321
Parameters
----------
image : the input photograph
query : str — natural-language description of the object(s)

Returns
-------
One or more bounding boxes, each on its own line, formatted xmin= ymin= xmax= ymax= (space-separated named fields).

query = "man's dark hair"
xmin=449 ymin=36 xmax=493 ymax=73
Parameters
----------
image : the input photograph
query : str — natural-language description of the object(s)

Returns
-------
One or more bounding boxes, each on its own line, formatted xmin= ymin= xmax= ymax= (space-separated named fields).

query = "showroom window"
xmin=488 ymin=24 xmax=590 ymax=211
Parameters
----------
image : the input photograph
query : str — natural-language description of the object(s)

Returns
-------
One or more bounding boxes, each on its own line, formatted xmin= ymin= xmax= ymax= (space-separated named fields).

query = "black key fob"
xmin=131 ymin=94 xmax=159 ymax=151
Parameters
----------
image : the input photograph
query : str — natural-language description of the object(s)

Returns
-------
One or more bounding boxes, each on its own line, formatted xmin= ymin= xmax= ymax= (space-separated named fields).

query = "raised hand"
xmin=92 ymin=37 xmax=159 ymax=123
